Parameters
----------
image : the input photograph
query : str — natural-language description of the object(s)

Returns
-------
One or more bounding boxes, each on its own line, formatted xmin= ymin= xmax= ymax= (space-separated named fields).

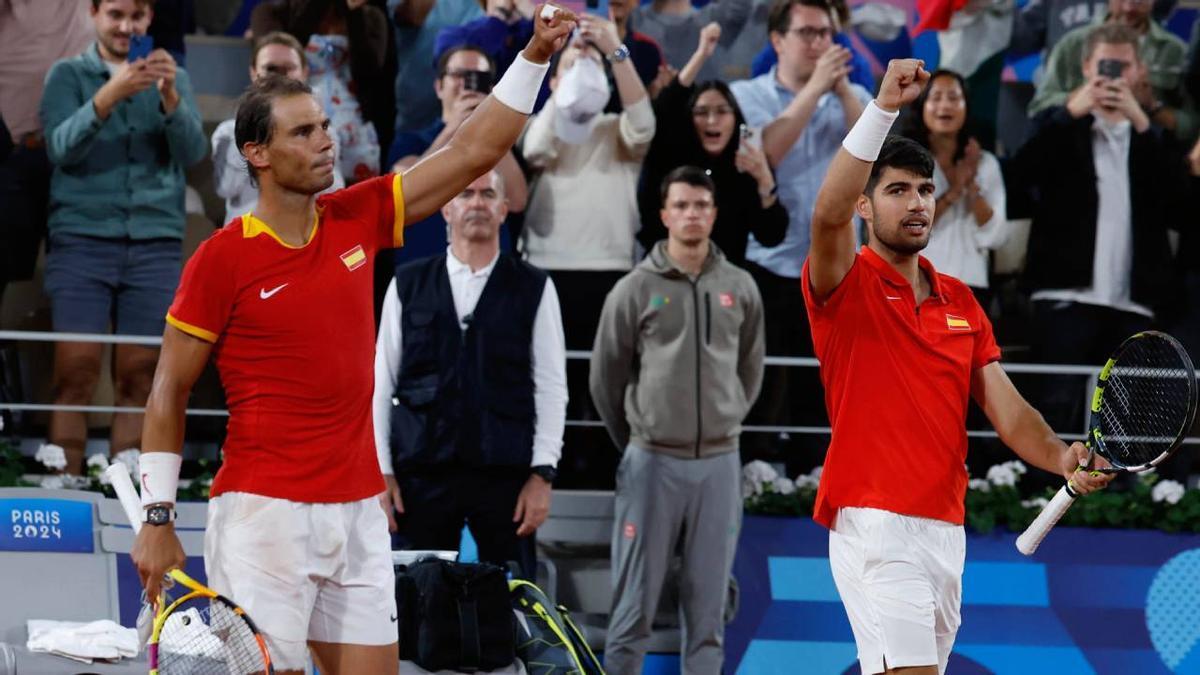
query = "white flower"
xmin=772 ymin=477 xmax=796 ymax=495
xmin=35 ymin=444 xmax=67 ymax=471
xmin=808 ymin=465 xmax=823 ymax=482
xmin=742 ymin=460 xmax=778 ymax=485
xmin=968 ymin=478 xmax=991 ymax=493
xmin=794 ymin=474 xmax=820 ymax=491
xmin=114 ymin=448 xmax=141 ymax=477
xmin=986 ymin=463 xmax=1019 ymax=487
xmin=86 ymin=454 xmax=110 ymax=470
xmin=1009 ymin=460 xmax=1028 ymax=475
xmin=1152 ymin=480 xmax=1186 ymax=505
xmin=61 ymin=475 xmax=90 ymax=490
xmin=741 ymin=477 xmax=762 ymax=498
xmin=1021 ymin=496 xmax=1050 ymax=510
xmin=39 ymin=475 xmax=65 ymax=490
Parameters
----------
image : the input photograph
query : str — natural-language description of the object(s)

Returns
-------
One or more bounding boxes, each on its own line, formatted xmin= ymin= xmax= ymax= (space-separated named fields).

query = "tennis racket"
xmin=1016 ymin=331 xmax=1198 ymax=555
xmin=105 ymin=464 xmax=274 ymax=674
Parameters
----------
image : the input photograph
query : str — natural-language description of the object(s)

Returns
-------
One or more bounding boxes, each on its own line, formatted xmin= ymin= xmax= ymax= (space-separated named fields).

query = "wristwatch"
xmin=142 ymin=504 xmax=177 ymax=526
xmin=607 ymin=44 xmax=630 ymax=64
xmin=531 ymin=465 xmax=558 ymax=484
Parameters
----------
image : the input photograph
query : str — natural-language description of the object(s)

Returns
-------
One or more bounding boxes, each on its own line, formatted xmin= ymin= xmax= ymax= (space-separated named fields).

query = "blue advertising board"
xmin=728 ymin=516 xmax=1200 ymax=674
xmin=0 ymin=498 xmax=94 ymax=553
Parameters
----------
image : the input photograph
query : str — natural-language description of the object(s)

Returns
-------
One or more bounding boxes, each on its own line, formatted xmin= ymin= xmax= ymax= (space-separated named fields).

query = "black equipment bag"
xmin=396 ymin=558 xmax=516 ymax=672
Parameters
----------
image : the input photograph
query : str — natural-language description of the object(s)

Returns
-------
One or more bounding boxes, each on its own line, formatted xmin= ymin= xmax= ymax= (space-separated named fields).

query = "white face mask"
xmin=558 ymin=55 xmax=610 ymax=119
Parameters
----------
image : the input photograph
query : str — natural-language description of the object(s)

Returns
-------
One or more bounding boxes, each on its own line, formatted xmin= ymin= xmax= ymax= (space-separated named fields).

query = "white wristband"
xmin=138 ymin=452 xmax=182 ymax=507
xmin=842 ymin=101 xmax=900 ymax=162
xmin=492 ymin=53 xmax=550 ymax=115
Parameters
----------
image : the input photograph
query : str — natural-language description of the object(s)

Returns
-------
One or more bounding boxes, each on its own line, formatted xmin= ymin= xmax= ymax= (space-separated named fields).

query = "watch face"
xmin=147 ymin=507 xmax=170 ymax=525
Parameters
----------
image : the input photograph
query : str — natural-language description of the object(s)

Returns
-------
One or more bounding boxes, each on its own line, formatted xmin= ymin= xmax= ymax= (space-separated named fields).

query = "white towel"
xmin=26 ymin=619 xmax=139 ymax=664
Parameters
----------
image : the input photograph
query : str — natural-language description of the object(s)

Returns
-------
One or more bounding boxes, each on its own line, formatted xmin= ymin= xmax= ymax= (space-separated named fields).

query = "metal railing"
xmin=1 ymin=330 xmax=1196 ymax=446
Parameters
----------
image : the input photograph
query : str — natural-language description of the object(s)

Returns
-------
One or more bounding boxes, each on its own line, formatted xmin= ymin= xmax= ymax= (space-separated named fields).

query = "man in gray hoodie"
xmin=590 ymin=165 xmax=765 ymax=675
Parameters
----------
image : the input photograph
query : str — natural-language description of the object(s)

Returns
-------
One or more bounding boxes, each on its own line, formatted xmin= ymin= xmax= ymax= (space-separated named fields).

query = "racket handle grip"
xmin=105 ymin=464 xmax=143 ymax=534
xmin=1015 ymin=484 xmax=1077 ymax=555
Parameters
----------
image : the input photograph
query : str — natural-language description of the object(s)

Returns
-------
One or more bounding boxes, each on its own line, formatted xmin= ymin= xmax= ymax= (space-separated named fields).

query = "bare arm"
xmin=761 ymin=89 xmax=822 ymax=168
xmin=141 ymin=326 xmax=213 ymax=456
xmin=809 ymin=59 xmax=927 ymax=300
xmin=679 ymin=22 xmax=720 ymax=88
xmin=401 ymin=7 xmax=573 ymax=223
xmin=131 ymin=326 xmax=213 ymax=601
xmin=808 ymin=146 xmax=868 ymax=299
xmin=401 ymin=97 xmax=533 ymax=223
xmin=835 ymin=82 xmax=866 ymax=136
xmin=971 ymin=361 xmax=1112 ymax=494
xmin=580 ymin=15 xmax=647 ymax=108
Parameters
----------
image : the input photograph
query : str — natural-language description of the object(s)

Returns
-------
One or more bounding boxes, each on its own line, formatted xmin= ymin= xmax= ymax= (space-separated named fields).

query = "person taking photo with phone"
xmin=1029 ymin=0 xmax=1195 ymax=141
xmin=37 ymin=0 xmax=206 ymax=475
xmin=387 ymin=44 xmax=529 ymax=262
xmin=638 ymin=21 xmax=787 ymax=269
xmin=1009 ymin=23 xmax=1187 ymax=436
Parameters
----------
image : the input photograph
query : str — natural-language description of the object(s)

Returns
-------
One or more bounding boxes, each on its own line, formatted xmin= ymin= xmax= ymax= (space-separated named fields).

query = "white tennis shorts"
xmin=828 ymin=507 xmax=966 ymax=675
xmin=203 ymin=492 xmax=397 ymax=671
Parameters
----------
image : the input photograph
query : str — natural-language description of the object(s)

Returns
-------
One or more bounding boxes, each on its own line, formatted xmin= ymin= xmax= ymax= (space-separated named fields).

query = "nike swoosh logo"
xmin=389 ymin=614 xmax=397 ymax=623
xmin=259 ymin=283 xmax=288 ymax=299
xmin=885 ymin=295 xmax=902 ymax=300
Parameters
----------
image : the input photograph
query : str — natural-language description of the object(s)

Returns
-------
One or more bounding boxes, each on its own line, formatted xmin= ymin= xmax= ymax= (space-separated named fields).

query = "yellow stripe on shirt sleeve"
xmin=166 ymin=314 xmax=219 ymax=343
xmin=391 ymin=173 xmax=405 ymax=248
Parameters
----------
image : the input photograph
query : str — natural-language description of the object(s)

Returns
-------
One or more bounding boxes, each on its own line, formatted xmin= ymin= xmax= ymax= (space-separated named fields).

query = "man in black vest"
xmin=373 ymin=169 xmax=568 ymax=579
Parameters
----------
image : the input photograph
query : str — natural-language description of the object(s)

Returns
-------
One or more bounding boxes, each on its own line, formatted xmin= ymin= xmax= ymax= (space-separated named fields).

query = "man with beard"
xmin=373 ymin=169 xmax=567 ymax=582
xmin=129 ymin=6 xmax=576 ymax=674
xmin=804 ymin=59 xmax=1113 ymax=675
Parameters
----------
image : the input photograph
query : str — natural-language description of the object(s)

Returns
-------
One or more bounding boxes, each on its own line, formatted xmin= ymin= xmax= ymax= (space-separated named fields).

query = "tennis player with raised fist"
xmin=802 ymin=59 xmax=1113 ymax=674
xmin=129 ymin=6 xmax=577 ymax=674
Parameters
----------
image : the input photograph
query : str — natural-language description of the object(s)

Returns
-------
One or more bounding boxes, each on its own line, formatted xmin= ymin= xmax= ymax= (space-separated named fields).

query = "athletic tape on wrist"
xmin=492 ymin=53 xmax=550 ymax=115
xmin=842 ymin=101 xmax=900 ymax=162
xmin=138 ymin=452 xmax=182 ymax=507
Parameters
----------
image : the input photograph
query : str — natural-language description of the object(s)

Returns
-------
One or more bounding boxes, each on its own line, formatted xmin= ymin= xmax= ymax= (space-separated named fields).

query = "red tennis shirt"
xmin=801 ymin=246 xmax=1001 ymax=528
xmin=166 ymin=174 xmax=405 ymax=503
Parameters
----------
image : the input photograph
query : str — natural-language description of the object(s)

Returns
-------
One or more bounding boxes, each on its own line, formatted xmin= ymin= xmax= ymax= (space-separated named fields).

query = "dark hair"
xmin=900 ymin=69 xmax=972 ymax=162
xmin=686 ymin=81 xmax=749 ymax=158
xmin=435 ymin=44 xmax=495 ymax=78
xmin=250 ymin=31 xmax=306 ymax=71
xmin=767 ymin=0 xmax=837 ymax=35
xmin=660 ymin=165 xmax=717 ymax=206
xmin=234 ymin=75 xmax=313 ymax=185
xmin=92 ymin=0 xmax=155 ymax=8
xmin=1083 ymin=23 xmax=1140 ymax=62
xmin=864 ymin=136 xmax=934 ymax=196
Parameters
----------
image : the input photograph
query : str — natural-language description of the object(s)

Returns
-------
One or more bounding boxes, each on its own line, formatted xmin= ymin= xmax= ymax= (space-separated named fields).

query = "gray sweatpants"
xmin=605 ymin=445 xmax=742 ymax=675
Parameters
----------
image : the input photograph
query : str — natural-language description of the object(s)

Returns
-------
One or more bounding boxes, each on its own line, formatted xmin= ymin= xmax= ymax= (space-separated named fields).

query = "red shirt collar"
xmin=859 ymin=245 xmax=947 ymax=302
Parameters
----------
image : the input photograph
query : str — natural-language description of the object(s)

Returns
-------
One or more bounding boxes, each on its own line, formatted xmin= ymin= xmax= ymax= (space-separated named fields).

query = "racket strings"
xmin=158 ymin=597 xmax=268 ymax=674
xmin=1097 ymin=336 xmax=1195 ymax=468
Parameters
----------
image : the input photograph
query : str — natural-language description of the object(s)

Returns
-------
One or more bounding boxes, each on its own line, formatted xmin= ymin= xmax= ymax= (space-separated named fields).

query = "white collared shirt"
xmin=373 ymin=248 xmax=568 ymax=474
xmin=1031 ymin=116 xmax=1153 ymax=317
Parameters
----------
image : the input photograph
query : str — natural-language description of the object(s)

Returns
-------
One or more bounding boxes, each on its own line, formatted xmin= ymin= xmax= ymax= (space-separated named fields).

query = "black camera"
xmin=461 ymin=70 xmax=494 ymax=95
xmin=1097 ymin=58 xmax=1127 ymax=80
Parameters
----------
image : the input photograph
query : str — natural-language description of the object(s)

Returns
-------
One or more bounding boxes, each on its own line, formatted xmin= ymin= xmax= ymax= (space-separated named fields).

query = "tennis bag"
xmin=401 ymin=558 xmax=516 ymax=672
xmin=510 ymin=579 xmax=605 ymax=675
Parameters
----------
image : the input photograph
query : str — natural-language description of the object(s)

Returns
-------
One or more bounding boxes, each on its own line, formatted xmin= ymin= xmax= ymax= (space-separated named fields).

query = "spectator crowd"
xmin=4 ymin=0 xmax=1200 ymax=671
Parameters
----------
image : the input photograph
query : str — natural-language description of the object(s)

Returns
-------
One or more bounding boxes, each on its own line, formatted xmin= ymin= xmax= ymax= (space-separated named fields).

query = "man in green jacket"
xmin=1028 ymin=0 xmax=1195 ymax=141
xmin=38 ymin=0 xmax=207 ymax=474
xmin=590 ymin=165 xmax=765 ymax=675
